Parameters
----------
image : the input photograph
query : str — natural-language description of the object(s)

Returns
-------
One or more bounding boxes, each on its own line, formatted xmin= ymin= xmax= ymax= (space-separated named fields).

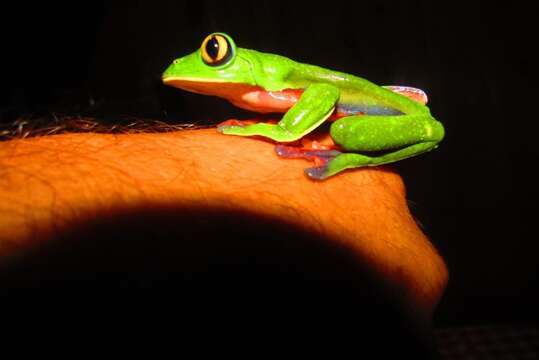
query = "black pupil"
xmin=206 ymin=37 xmax=220 ymax=60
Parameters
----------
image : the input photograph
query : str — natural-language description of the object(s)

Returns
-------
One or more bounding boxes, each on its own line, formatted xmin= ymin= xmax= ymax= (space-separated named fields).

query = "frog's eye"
xmin=201 ymin=33 xmax=233 ymax=66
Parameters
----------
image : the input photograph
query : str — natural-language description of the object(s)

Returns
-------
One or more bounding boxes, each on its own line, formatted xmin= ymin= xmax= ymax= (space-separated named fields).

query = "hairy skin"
xmin=0 ymin=128 xmax=447 ymax=323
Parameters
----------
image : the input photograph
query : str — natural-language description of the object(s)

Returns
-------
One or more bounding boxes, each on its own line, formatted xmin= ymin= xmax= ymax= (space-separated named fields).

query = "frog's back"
xmin=286 ymin=60 xmax=430 ymax=116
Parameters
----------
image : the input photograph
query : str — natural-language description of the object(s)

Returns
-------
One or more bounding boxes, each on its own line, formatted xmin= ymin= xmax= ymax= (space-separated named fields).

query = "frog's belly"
xmin=234 ymin=88 xmax=303 ymax=113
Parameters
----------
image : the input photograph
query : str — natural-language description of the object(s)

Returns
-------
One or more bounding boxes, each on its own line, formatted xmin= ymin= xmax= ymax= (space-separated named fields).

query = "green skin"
xmin=162 ymin=33 xmax=444 ymax=180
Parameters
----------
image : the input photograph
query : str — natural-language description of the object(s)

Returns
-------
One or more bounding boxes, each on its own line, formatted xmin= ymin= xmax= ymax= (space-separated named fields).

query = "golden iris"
xmin=201 ymin=34 xmax=232 ymax=66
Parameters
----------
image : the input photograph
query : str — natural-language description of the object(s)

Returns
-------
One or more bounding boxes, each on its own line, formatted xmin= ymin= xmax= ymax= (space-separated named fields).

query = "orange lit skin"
xmin=0 ymin=129 xmax=447 ymax=322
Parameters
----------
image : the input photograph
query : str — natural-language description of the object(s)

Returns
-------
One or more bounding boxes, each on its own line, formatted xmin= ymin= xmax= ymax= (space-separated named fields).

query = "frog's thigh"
xmin=329 ymin=114 xmax=444 ymax=152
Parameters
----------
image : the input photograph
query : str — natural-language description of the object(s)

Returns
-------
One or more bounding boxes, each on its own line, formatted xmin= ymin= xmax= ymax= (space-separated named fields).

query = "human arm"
xmin=0 ymin=128 xmax=447 ymax=322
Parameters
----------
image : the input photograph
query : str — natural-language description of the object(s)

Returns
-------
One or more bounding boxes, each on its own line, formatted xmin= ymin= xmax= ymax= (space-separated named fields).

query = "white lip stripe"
xmin=162 ymin=77 xmax=228 ymax=83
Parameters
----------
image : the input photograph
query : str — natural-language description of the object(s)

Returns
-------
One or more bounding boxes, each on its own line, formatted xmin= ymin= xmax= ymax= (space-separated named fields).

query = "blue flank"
xmin=336 ymin=103 xmax=403 ymax=116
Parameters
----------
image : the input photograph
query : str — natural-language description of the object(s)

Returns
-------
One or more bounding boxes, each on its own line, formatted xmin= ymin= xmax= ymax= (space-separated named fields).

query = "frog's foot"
xmin=302 ymin=154 xmax=349 ymax=180
xmin=217 ymin=119 xmax=259 ymax=128
xmin=289 ymin=152 xmax=373 ymax=180
xmin=276 ymin=146 xmax=380 ymax=180
xmin=217 ymin=119 xmax=282 ymax=138
xmin=305 ymin=152 xmax=392 ymax=180
xmin=275 ymin=145 xmax=341 ymax=168
xmin=304 ymin=165 xmax=332 ymax=180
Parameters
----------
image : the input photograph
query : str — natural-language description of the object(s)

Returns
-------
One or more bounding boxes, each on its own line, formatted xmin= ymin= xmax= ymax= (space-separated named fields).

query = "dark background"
xmin=0 ymin=1 xmax=536 ymax=329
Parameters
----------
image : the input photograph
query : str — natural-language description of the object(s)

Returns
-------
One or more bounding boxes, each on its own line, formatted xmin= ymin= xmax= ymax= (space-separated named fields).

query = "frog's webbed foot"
xmin=275 ymin=145 xmax=342 ymax=180
xmin=304 ymin=165 xmax=333 ymax=180
xmin=217 ymin=119 xmax=279 ymax=129
xmin=275 ymin=145 xmax=340 ymax=164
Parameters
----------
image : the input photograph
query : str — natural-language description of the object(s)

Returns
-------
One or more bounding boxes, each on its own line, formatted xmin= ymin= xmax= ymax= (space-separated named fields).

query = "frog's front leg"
xmin=218 ymin=83 xmax=339 ymax=142
xmin=307 ymin=114 xmax=445 ymax=180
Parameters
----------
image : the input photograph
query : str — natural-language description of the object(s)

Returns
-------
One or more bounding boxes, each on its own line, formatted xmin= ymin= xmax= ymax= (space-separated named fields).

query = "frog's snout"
xmin=162 ymin=60 xmax=182 ymax=80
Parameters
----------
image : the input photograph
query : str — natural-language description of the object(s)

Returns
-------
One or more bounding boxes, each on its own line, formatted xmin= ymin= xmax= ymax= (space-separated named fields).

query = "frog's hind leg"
xmin=305 ymin=142 xmax=438 ymax=180
xmin=305 ymin=114 xmax=445 ymax=180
